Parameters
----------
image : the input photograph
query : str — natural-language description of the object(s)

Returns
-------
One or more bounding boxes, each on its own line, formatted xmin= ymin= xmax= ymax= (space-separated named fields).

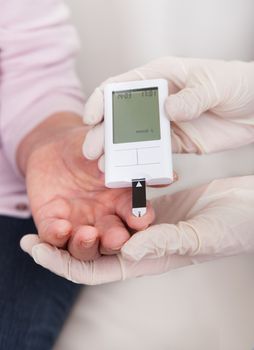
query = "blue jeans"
xmin=0 ymin=216 xmax=81 ymax=350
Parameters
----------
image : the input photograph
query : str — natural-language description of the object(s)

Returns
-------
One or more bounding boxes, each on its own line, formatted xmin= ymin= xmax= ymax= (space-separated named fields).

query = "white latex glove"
xmin=20 ymin=176 xmax=254 ymax=285
xmin=83 ymin=57 xmax=254 ymax=170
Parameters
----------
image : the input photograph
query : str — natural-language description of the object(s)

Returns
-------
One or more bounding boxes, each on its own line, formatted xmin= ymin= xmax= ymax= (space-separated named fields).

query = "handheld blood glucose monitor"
xmin=104 ymin=79 xmax=173 ymax=217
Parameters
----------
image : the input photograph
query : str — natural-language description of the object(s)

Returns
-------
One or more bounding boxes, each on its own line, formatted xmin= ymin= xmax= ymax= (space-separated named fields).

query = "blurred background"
xmin=67 ymin=0 xmax=254 ymax=94
xmin=55 ymin=1 xmax=254 ymax=349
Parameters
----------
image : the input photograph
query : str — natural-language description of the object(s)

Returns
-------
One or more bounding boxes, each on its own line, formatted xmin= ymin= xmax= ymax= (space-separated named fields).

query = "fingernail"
xmin=173 ymin=172 xmax=179 ymax=182
xmin=82 ymin=239 xmax=96 ymax=248
xmin=111 ymin=245 xmax=123 ymax=252
xmin=57 ymin=231 xmax=70 ymax=238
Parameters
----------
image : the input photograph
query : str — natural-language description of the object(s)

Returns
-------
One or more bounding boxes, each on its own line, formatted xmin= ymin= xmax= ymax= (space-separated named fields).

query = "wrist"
xmin=17 ymin=112 xmax=85 ymax=176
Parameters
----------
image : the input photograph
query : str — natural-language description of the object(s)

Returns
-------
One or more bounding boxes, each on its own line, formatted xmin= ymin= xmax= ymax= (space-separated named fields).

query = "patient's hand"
xmin=18 ymin=113 xmax=155 ymax=260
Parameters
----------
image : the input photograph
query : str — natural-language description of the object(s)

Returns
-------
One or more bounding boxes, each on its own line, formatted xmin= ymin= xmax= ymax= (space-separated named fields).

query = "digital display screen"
xmin=112 ymin=87 xmax=161 ymax=144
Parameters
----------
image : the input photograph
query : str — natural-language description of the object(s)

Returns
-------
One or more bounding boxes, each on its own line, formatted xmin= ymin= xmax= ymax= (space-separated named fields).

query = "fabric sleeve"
xmin=0 ymin=0 xmax=85 ymax=175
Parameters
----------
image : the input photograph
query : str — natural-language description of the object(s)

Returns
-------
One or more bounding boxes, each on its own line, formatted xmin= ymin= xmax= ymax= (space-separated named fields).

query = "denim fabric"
xmin=0 ymin=216 xmax=81 ymax=350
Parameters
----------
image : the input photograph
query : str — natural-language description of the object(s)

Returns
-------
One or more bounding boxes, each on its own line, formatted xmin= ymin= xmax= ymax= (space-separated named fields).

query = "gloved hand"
xmin=20 ymin=176 xmax=254 ymax=284
xmin=83 ymin=57 xmax=254 ymax=171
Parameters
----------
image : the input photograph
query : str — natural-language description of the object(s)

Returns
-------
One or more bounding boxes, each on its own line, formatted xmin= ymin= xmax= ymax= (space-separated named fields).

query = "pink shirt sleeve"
xmin=0 ymin=0 xmax=85 ymax=176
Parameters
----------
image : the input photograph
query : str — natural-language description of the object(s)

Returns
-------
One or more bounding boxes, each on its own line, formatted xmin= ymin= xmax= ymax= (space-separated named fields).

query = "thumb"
xmin=29 ymin=243 xmax=125 ymax=285
xmin=165 ymin=83 xmax=218 ymax=122
xmin=20 ymin=234 xmax=41 ymax=254
xmin=83 ymin=87 xmax=104 ymax=126
xmin=82 ymin=122 xmax=104 ymax=160
xmin=121 ymin=223 xmax=200 ymax=262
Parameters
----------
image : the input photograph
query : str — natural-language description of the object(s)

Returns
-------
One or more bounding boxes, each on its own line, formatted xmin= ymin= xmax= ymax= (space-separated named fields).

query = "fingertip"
xmin=126 ymin=217 xmax=150 ymax=232
xmin=165 ymin=95 xmax=183 ymax=121
xmin=98 ymin=215 xmax=130 ymax=254
xmin=115 ymin=194 xmax=155 ymax=231
xmin=83 ymin=88 xmax=104 ymax=125
xmin=20 ymin=234 xmax=41 ymax=254
xmin=68 ymin=226 xmax=100 ymax=261
xmin=55 ymin=220 xmax=72 ymax=239
xmin=98 ymin=154 xmax=105 ymax=173
xmin=82 ymin=124 xmax=104 ymax=160
xmin=100 ymin=227 xmax=129 ymax=253
xmin=173 ymin=171 xmax=179 ymax=182
xmin=166 ymin=86 xmax=207 ymax=122
xmin=77 ymin=226 xmax=98 ymax=247
xmin=126 ymin=203 xmax=155 ymax=231
xmin=31 ymin=244 xmax=87 ymax=284
xmin=83 ymin=115 xmax=98 ymax=126
xmin=103 ymin=230 xmax=129 ymax=250
xmin=31 ymin=243 xmax=57 ymax=267
xmin=83 ymin=226 xmax=98 ymax=240
xmin=39 ymin=219 xmax=72 ymax=248
xmin=82 ymin=136 xmax=98 ymax=160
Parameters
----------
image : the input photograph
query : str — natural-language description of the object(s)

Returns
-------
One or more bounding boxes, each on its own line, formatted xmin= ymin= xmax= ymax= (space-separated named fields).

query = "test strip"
xmin=132 ymin=178 xmax=147 ymax=217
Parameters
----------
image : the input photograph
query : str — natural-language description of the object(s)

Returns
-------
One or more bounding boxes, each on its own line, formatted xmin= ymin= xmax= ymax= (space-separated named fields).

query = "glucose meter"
xmin=104 ymin=79 xmax=173 ymax=217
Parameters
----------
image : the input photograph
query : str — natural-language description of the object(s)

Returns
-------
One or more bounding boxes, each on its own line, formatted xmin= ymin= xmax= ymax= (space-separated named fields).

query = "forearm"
xmin=17 ymin=112 xmax=85 ymax=176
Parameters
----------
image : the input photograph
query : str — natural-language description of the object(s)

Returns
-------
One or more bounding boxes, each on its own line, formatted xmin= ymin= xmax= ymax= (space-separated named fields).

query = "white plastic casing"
xmin=104 ymin=79 xmax=173 ymax=188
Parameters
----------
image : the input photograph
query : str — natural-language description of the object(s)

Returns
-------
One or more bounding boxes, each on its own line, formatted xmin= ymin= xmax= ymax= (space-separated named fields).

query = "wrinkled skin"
xmin=25 ymin=125 xmax=155 ymax=260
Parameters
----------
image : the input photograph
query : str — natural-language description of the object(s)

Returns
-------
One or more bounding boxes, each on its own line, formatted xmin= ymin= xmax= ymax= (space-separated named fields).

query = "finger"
xmin=170 ymin=124 xmax=201 ymax=153
xmin=82 ymin=122 xmax=104 ymax=160
xmin=83 ymin=62 xmax=180 ymax=126
xmin=110 ymin=57 xmax=185 ymax=92
xmin=118 ymin=254 xmax=191 ymax=280
xmin=98 ymin=154 xmax=105 ymax=173
xmin=148 ymin=171 xmax=178 ymax=188
xmin=137 ymin=56 xmax=187 ymax=89
xmin=121 ymin=222 xmax=200 ymax=261
xmin=83 ymin=87 xmax=104 ymax=125
xmin=83 ymin=56 xmax=191 ymax=126
xmin=83 ymin=70 xmax=143 ymax=126
xmin=31 ymin=243 xmax=124 ymax=284
xmin=35 ymin=197 xmax=72 ymax=247
xmin=30 ymin=242 xmax=192 ymax=284
xmin=115 ymin=193 xmax=155 ymax=231
xmin=67 ymin=225 xmax=100 ymax=261
xmin=20 ymin=234 xmax=41 ymax=254
xmin=83 ymin=69 xmax=152 ymax=126
xmin=165 ymin=85 xmax=216 ymax=122
xmin=96 ymin=215 xmax=130 ymax=255
xmin=122 ymin=177 xmax=254 ymax=262
xmin=38 ymin=218 xmax=72 ymax=248
xmin=173 ymin=171 xmax=179 ymax=182
xmin=171 ymin=131 xmax=182 ymax=153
